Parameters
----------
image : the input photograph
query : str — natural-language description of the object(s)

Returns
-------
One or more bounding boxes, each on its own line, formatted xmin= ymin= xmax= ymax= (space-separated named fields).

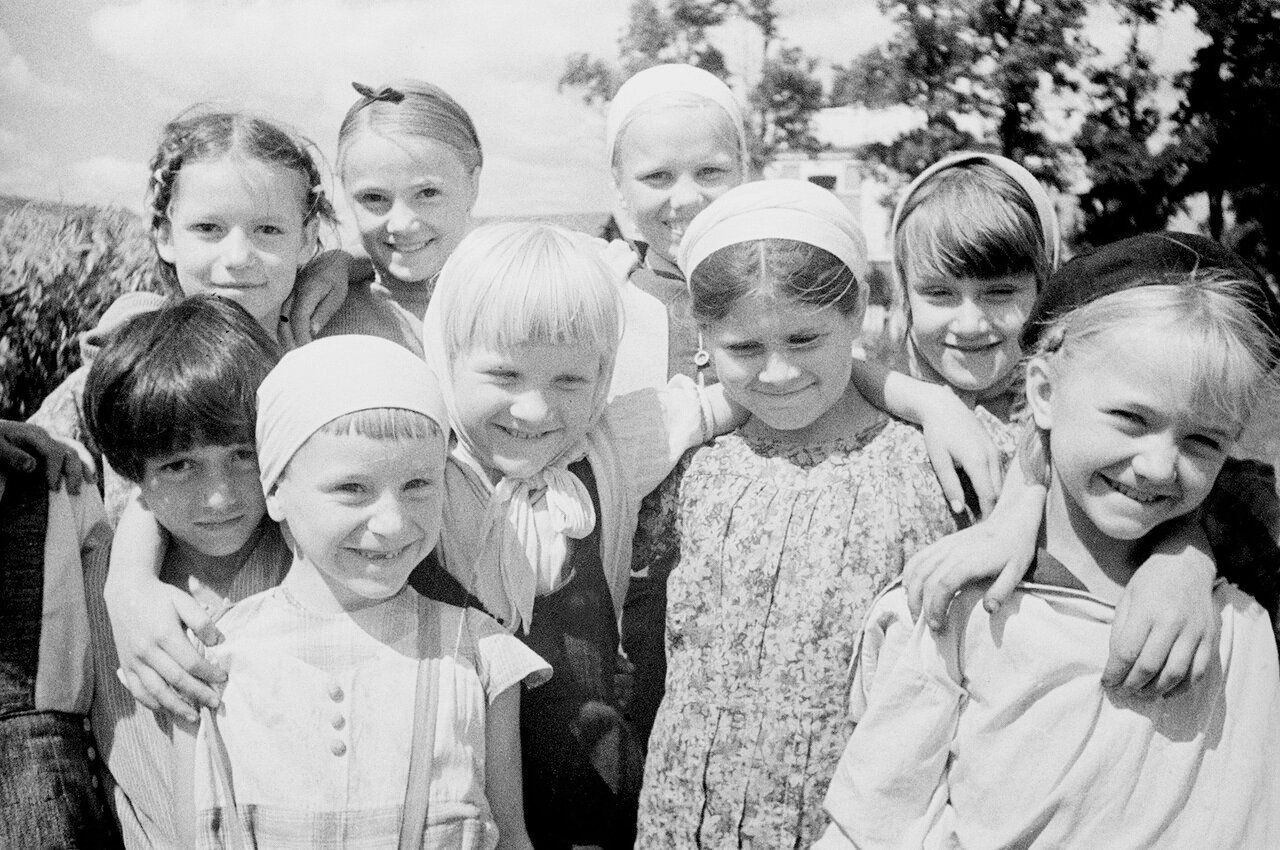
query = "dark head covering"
xmin=1022 ymin=232 xmax=1280 ymax=358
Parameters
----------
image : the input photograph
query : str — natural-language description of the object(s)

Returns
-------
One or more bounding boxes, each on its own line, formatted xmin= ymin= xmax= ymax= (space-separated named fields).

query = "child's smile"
xmin=450 ymin=342 xmax=603 ymax=481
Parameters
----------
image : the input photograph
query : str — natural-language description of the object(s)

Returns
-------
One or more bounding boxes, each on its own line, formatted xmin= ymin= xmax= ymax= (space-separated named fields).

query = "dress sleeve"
xmin=467 ymin=609 xmax=553 ymax=703
xmin=599 ymin=374 xmax=707 ymax=502
xmin=822 ymin=586 xmax=967 ymax=849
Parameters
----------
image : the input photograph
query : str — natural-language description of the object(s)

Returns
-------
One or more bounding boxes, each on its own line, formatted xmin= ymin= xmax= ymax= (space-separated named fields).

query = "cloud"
xmin=0 ymin=26 xmax=82 ymax=103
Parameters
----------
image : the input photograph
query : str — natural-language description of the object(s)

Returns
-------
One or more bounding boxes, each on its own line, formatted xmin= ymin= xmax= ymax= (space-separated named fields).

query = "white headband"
xmin=256 ymin=335 xmax=445 ymax=494
xmin=605 ymin=63 xmax=748 ymax=174
xmin=678 ymin=178 xmax=869 ymax=283
xmin=890 ymin=151 xmax=1061 ymax=272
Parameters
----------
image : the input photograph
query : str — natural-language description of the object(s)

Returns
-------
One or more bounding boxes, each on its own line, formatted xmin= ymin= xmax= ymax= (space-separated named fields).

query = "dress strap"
xmin=399 ymin=599 xmax=445 ymax=849
xmin=204 ymin=707 xmax=253 ymax=850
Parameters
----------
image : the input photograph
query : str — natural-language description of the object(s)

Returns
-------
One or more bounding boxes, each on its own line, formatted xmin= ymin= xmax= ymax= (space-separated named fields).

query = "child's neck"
xmin=1041 ymin=475 xmax=1138 ymax=604
xmin=742 ymin=376 xmax=882 ymax=446
xmin=161 ymin=521 xmax=269 ymax=612
xmin=280 ymin=557 xmax=403 ymax=615
xmin=644 ymin=248 xmax=682 ymax=279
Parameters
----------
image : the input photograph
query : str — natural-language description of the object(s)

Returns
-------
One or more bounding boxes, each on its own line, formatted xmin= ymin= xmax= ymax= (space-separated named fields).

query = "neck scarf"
xmin=422 ymin=228 xmax=616 ymax=632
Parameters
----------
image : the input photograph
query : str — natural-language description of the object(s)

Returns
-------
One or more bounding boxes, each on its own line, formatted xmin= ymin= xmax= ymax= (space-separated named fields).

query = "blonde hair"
xmin=315 ymin=408 xmax=443 ymax=442
xmin=1024 ymin=273 xmax=1280 ymax=470
xmin=337 ymin=79 xmax=482 ymax=175
xmin=435 ymin=222 xmax=623 ymax=374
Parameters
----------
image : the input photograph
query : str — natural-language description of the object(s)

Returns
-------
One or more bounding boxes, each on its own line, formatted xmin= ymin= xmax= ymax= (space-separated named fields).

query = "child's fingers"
xmin=932 ymin=459 xmax=968 ymax=516
xmin=1102 ymin=596 xmax=1145 ymax=689
xmin=143 ymin=642 xmax=222 ymax=712
xmin=171 ymin=593 xmax=225 ymax=651
xmin=121 ymin=665 xmax=198 ymax=722
xmin=1146 ymin=629 xmax=1199 ymax=697
xmin=981 ymin=557 xmax=1024 ymax=614
xmin=0 ymin=437 xmax=38 ymax=476
xmin=903 ymin=547 xmax=943 ymax=620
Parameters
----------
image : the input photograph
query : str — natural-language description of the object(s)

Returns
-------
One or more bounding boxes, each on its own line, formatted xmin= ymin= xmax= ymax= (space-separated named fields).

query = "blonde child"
xmin=818 ymin=273 xmax=1280 ymax=848
xmin=633 ymin=179 xmax=958 ymax=847
xmin=421 ymin=220 xmax=745 ymax=849
xmin=336 ymin=79 xmax=482 ymax=319
xmin=889 ymin=151 xmax=1060 ymax=435
xmin=30 ymin=107 xmax=422 ymax=523
xmin=173 ymin=334 xmax=547 ymax=848
xmin=80 ymin=294 xmax=287 ymax=848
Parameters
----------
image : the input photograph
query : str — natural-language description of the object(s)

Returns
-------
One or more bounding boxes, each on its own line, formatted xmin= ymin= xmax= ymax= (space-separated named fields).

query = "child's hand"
xmin=904 ymin=520 xmax=1035 ymax=630
xmin=917 ymin=390 xmax=1003 ymax=517
xmin=280 ymin=249 xmax=359 ymax=346
xmin=0 ymin=419 xmax=95 ymax=493
xmin=1103 ymin=535 xmax=1218 ymax=696
xmin=105 ymin=579 xmax=227 ymax=721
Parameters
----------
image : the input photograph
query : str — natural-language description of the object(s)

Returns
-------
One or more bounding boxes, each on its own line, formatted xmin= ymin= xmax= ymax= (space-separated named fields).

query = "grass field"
xmin=1 ymin=196 xmax=163 ymax=420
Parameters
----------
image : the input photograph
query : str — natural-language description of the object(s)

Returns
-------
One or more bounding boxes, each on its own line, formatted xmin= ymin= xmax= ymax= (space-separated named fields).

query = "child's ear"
xmin=154 ymin=221 xmax=176 ymax=264
xmin=1025 ymin=356 xmax=1055 ymax=430
xmin=297 ymin=218 xmax=320 ymax=267
xmin=265 ymin=484 xmax=286 ymax=523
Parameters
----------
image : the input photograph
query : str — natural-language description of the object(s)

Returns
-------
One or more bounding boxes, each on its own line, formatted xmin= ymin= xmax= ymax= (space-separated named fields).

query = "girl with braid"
xmin=29 ymin=107 xmax=423 ymax=524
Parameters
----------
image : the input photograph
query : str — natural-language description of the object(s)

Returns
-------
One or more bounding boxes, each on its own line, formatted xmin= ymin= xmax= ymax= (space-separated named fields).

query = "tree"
xmin=832 ymin=0 xmax=1093 ymax=187
xmin=1164 ymin=0 xmax=1280 ymax=280
xmin=558 ymin=0 xmax=825 ymax=172
xmin=1075 ymin=8 xmax=1182 ymax=246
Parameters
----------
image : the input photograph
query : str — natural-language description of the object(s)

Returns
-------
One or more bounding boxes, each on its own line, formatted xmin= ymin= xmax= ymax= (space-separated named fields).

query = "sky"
xmin=0 ymin=0 xmax=1202 ymax=236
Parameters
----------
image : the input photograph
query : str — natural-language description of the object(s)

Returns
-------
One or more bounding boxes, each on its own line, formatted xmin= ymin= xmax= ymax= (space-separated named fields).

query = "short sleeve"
xmin=467 ymin=609 xmax=552 ymax=703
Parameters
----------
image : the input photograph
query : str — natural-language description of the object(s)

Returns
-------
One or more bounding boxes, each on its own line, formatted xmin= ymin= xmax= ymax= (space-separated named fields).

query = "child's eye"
xmin=158 ymin=458 xmax=193 ymax=476
xmin=640 ymin=171 xmax=672 ymax=186
xmin=334 ymin=482 xmax=367 ymax=496
xmin=725 ymin=341 xmax=763 ymax=356
xmin=916 ymin=287 xmax=953 ymax=301
xmin=554 ymin=374 xmax=592 ymax=390
xmin=355 ymin=192 xmax=391 ymax=213
xmin=416 ymin=187 xmax=441 ymax=201
xmin=1107 ymin=409 xmax=1147 ymax=429
xmin=697 ymin=166 xmax=729 ymax=182
xmin=188 ymin=222 xmax=222 ymax=237
xmin=483 ymin=368 xmax=519 ymax=383
xmin=256 ymin=224 xmax=286 ymax=237
xmin=1186 ymin=434 xmax=1226 ymax=454
xmin=787 ymin=333 xmax=822 ymax=347
xmin=231 ymin=447 xmax=260 ymax=467
xmin=404 ymin=477 xmax=437 ymax=493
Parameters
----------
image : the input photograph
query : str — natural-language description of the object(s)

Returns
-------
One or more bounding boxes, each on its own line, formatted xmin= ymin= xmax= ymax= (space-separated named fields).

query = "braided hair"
xmin=145 ymin=109 xmax=338 ymax=291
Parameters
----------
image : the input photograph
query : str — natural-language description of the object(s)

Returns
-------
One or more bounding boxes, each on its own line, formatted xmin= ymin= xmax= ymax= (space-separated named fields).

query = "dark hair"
xmin=83 ymin=294 xmax=281 ymax=483
xmin=145 ymin=109 xmax=338 ymax=291
xmin=689 ymin=238 xmax=861 ymax=322
xmin=337 ymin=79 xmax=483 ymax=175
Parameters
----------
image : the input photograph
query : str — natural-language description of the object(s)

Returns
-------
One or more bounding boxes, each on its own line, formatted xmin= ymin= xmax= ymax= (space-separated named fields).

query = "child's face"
xmin=450 ymin=341 xmax=603 ymax=481
xmin=1029 ymin=326 xmax=1237 ymax=543
xmin=705 ymin=296 xmax=860 ymax=442
xmin=267 ymin=432 xmax=445 ymax=607
xmin=156 ymin=157 xmax=317 ymax=330
xmin=138 ymin=443 xmax=266 ymax=558
xmin=614 ymin=106 xmax=743 ymax=268
xmin=342 ymin=134 xmax=478 ymax=288
xmin=906 ymin=272 xmax=1037 ymax=398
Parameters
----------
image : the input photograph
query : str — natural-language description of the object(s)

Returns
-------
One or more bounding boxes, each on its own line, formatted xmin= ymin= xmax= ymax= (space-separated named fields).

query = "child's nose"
xmin=220 ymin=228 xmax=254 ymax=268
xmin=949 ymin=299 xmax=991 ymax=335
xmin=758 ymin=350 xmax=799 ymax=384
xmin=668 ymin=174 xmax=704 ymax=211
xmin=203 ymin=470 xmax=240 ymax=511
xmin=509 ymin=389 xmax=550 ymax=423
xmin=386 ymin=199 xmax=421 ymax=234
xmin=1132 ymin=436 xmax=1179 ymax=484
xmin=366 ymin=493 xmax=407 ymax=537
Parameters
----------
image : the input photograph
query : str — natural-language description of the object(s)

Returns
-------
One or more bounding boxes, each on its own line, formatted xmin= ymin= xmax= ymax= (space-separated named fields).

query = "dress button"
xmin=83 ymin=718 xmax=92 ymax=732
xmin=331 ymin=714 xmax=346 ymax=730
xmin=329 ymin=684 xmax=344 ymax=702
xmin=87 ymin=746 xmax=97 ymax=761
xmin=331 ymin=740 xmax=347 ymax=756
xmin=91 ymin=776 xmax=100 ymax=788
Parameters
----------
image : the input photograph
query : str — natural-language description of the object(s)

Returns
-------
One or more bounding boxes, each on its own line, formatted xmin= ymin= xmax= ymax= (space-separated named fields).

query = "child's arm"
xmin=0 ymin=419 xmax=94 ymax=493
xmin=1104 ymin=520 xmax=1218 ymax=696
xmin=904 ymin=450 xmax=1047 ymax=629
xmin=103 ymin=494 xmax=226 ymax=721
xmin=279 ymin=249 xmax=364 ymax=346
xmin=850 ymin=359 xmax=1003 ymax=516
xmin=485 ymin=686 xmax=534 ymax=850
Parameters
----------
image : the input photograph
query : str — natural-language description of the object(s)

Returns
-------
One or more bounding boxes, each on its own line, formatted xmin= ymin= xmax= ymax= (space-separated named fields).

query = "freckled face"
xmin=138 ymin=443 xmax=266 ymax=558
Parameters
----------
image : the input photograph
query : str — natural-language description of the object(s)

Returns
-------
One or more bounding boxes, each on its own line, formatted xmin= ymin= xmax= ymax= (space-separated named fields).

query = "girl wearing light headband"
xmin=634 ymin=179 xmax=958 ymax=848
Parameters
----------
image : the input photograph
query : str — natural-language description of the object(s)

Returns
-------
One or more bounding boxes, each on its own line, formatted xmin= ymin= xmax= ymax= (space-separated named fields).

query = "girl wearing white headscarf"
xmin=421 ymin=221 xmax=739 ymax=849
xmin=632 ymin=180 xmax=957 ymax=849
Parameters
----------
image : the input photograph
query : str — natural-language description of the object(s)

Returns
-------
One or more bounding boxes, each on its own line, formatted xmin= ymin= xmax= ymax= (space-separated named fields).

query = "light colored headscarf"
xmin=605 ymin=63 xmax=749 ymax=176
xmin=256 ymin=334 xmax=446 ymax=495
xmin=422 ymin=223 xmax=622 ymax=633
xmin=678 ymin=178 xmax=870 ymax=284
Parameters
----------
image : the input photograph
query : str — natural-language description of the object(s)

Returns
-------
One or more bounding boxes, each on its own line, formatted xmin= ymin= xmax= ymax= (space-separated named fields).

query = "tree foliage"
xmin=832 ymin=0 xmax=1093 ymax=185
xmin=559 ymin=0 xmax=825 ymax=172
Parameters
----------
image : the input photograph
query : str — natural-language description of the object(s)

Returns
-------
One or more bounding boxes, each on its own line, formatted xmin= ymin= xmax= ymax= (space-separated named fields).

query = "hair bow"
xmin=351 ymin=82 xmax=405 ymax=105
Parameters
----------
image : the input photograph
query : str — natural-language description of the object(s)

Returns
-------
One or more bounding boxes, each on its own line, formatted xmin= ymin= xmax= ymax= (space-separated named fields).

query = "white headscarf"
xmin=678 ymin=178 xmax=869 ymax=284
xmin=422 ymin=223 xmax=620 ymax=633
xmin=605 ymin=63 xmax=749 ymax=175
xmin=256 ymin=335 xmax=446 ymax=495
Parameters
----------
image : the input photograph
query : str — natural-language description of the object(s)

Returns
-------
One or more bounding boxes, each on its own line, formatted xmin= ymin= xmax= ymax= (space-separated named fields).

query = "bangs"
xmin=439 ymin=222 xmax=622 ymax=364
xmin=317 ymin=408 xmax=443 ymax=442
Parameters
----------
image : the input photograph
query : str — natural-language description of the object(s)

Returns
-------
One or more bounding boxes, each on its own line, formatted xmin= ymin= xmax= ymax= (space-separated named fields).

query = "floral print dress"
xmin=634 ymin=415 xmax=956 ymax=849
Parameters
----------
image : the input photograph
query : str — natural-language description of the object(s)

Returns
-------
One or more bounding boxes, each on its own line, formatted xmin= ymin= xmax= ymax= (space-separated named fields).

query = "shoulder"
xmin=320 ymin=283 xmax=424 ymax=357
